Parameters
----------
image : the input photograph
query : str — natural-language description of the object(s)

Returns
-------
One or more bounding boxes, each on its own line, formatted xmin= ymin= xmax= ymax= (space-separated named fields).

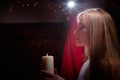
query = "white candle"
xmin=42 ymin=53 xmax=54 ymax=74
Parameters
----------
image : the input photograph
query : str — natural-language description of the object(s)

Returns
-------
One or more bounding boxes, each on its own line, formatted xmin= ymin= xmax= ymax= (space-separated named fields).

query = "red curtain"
xmin=61 ymin=20 xmax=85 ymax=80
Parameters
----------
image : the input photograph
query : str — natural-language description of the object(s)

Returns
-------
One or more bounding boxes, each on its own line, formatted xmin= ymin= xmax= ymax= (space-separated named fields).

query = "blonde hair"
xmin=77 ymin=8 xmax=120 ymax=80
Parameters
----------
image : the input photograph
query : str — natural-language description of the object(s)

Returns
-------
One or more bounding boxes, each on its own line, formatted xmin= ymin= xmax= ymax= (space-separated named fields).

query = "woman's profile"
xmin=74 ymin=8 xmax=120 ymax=80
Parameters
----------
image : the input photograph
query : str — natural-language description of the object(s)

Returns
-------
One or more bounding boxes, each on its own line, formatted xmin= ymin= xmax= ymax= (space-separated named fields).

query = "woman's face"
xmin=73 ymin=18 xmax=89 ymax=47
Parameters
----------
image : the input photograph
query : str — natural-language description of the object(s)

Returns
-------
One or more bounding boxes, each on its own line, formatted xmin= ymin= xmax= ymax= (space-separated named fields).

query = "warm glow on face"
xmin=73 ymin=16 xmax=89 ymax=47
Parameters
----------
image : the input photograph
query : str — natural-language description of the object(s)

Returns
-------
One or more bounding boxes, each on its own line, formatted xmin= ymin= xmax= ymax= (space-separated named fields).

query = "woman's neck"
xmin=84 ymin=46 xmax=90 ymax=59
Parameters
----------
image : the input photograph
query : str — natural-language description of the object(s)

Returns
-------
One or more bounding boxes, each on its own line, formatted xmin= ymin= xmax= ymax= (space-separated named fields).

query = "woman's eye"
xmin=78 ymin=26 xmax=85 ymax=30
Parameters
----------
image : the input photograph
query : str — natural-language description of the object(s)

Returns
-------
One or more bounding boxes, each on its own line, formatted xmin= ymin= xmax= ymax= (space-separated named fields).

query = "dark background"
xmin=0 ymin=23 xmax=69 ymax=80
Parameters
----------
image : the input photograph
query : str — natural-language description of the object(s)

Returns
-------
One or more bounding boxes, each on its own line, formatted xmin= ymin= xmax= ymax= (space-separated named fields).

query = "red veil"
xmin=61 ymin=20 xmax=85 ymax=80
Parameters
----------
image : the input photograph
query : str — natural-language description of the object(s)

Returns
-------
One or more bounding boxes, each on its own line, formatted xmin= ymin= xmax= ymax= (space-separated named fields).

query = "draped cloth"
xmin=77 ymin=59 xmax=90 ymax=80
xmin=61 ymin=20 xmax=85 ymax=80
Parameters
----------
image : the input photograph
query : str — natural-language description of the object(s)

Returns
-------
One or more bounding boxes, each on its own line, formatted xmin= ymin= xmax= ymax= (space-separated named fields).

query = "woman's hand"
xmin=40 ymin=70 xmax=65 ymax=80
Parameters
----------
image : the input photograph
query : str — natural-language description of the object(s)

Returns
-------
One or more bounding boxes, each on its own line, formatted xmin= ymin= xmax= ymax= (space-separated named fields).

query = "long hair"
xmin=77 ymin=8 xmax=120 ymax=80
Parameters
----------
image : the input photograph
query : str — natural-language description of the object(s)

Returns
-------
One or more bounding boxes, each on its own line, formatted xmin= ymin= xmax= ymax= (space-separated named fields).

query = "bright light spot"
xmin=67 ymin=1 xmax=75 ymax=8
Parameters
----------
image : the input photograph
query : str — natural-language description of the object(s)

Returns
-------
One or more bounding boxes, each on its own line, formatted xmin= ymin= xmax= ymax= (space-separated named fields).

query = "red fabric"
xmin=61 ymin=20 xmax=85 ymax=80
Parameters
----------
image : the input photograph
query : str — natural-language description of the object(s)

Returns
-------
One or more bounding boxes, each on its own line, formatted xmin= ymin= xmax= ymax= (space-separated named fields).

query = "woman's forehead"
xmin=77 ymin=14 xmax=88 ymax=22
xmin=77 ymin=16 xmax=88 ymax=26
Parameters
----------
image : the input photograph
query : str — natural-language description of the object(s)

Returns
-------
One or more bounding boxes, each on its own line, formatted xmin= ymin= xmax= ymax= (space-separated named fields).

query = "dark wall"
xmin=104 ymin=5 xmax=120 ymax=44
xmin=0 ymin=23 xmax=69 ymax=80
xmin=0 ymin=0 xmax=69 ymax=23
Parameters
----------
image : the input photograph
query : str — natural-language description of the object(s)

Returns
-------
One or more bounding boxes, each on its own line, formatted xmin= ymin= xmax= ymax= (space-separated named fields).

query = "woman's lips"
xmin=75 ymin=37 xmax=79 ymax=40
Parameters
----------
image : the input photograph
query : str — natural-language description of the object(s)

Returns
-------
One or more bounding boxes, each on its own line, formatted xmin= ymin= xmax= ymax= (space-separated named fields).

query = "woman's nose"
xmin=73 ymin=29 xmax=77 ymax=36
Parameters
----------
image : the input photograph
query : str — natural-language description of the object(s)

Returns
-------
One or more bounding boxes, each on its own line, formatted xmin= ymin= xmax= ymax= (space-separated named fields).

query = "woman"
xmin=74 ymin=8 xmax=120 ymax=80
xmin=41 ymin=8 xmax=120 ymax=80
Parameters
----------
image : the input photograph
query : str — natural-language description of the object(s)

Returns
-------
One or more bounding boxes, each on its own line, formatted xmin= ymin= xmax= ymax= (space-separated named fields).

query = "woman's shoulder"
xmin=101 ymin=57 xmax=120 ymax=79
xmin=101 ymin=57 xmax=120 ymax=68
xmin=108 ymin=58 xmax=120 ymax=80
